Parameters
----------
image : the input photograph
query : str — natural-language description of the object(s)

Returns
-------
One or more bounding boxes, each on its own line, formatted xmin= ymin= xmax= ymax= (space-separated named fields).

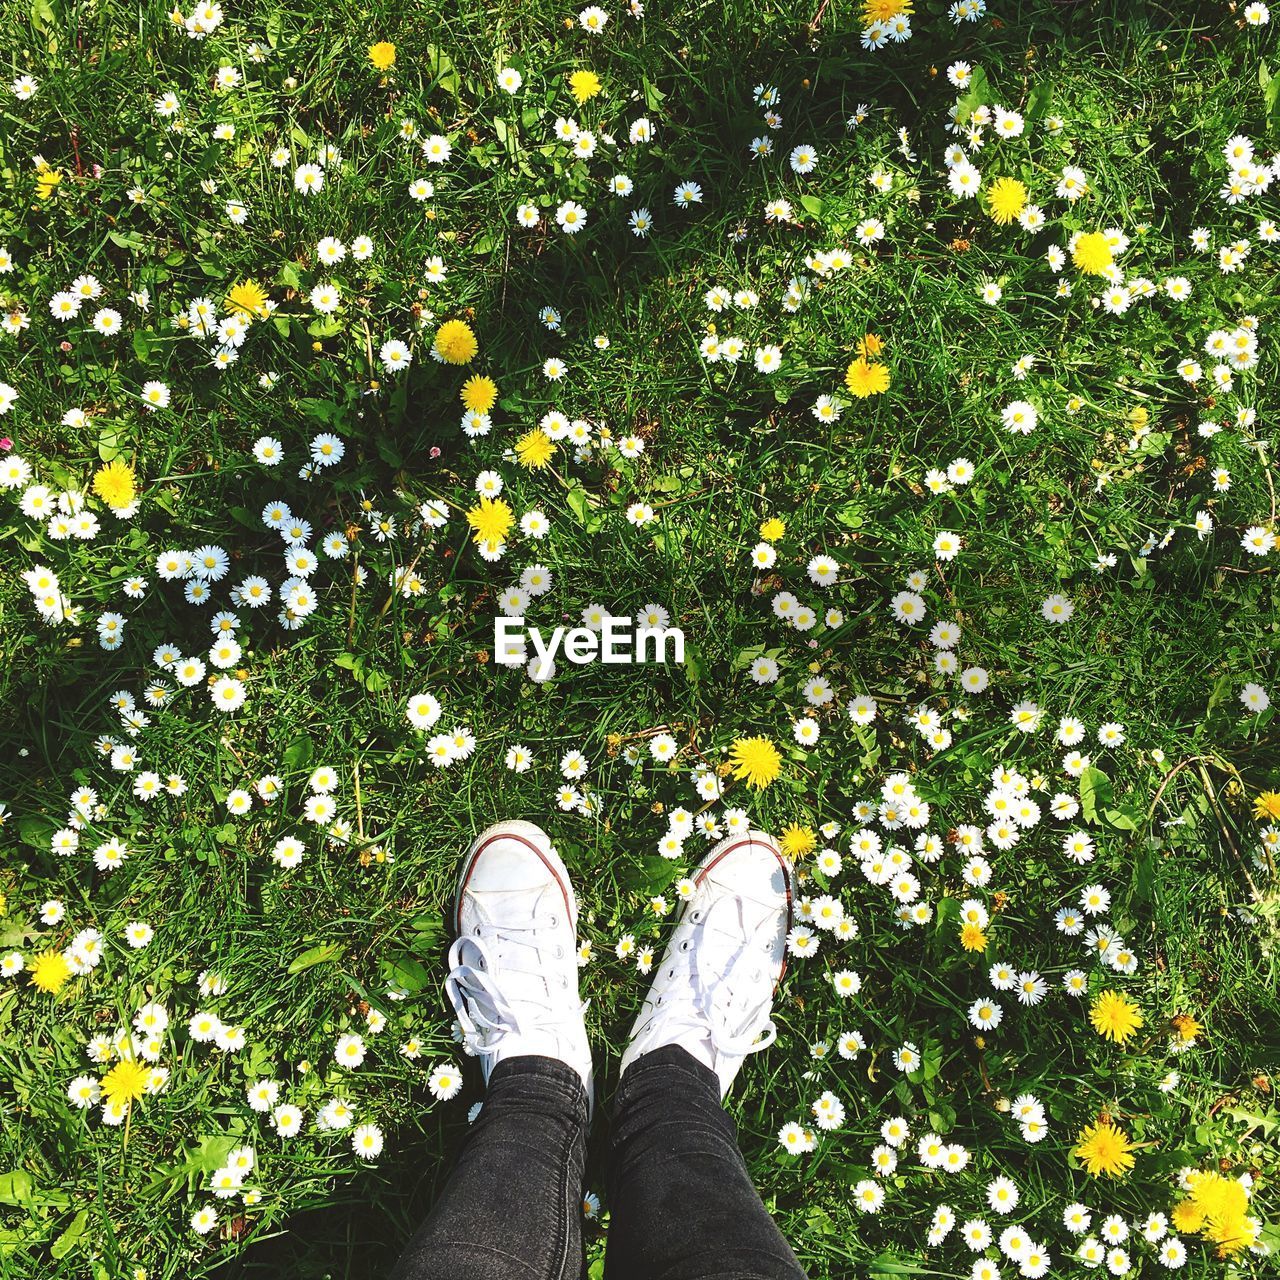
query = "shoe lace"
xmin=650 ymin=895 xmax=778 ymax=1060
xmin=445 ymin=915 xmax=586 ymax=1060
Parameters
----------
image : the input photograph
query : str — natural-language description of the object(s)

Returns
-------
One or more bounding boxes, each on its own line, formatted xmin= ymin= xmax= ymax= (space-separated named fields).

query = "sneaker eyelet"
xmin=548 ymin=914 xmax=558 ymax=927
xmin=679 ymin=940 xmax=691 ymax=952
xmin=554 ymin=945 xmax=564 ymax=959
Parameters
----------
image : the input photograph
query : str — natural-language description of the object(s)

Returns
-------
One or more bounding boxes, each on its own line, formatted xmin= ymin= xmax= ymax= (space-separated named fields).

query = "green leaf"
xmin=1025 ymin=81 xmax=1052 ymax=123
xmin=286 ymin=942 xmax=346 ymax=975
xmin=954 ymin=66 xmax=992 ymax=125
xmin=306 ymin=317 xmax=344 ymax=339
xmin=565 ymin=485 xmax=591 ymax=527
xmin=406 ymin=914 xmax=445 ymax=954
xmin=1205 ymin=671 xmax=1232 ymax=714
xmin=0 ymin=1171 xmax=34 ymax=1207
xmin=380 ymin=956 xmax=432 ymax=994
xmin=97 ymin=424 xmax=123 ymax=464
xmin=17 ymin=814 xmax=56 ymax=852
xmin=362 ymin=667 xmax=390 ymax=693
xmin=50 ymin=1209 xmax=88 ymax=1261
xmin=426 ymin=45 xmax=461 ymax=96
xmin=1263 ymin=61 xmax=1280 ymax=119
xmin=1079 ymin=766 xmax=1113 ymax=824
xmin=1102 ymin=804 xmax=1140 ymax=832
xmin=283 ymin=734 xmax=314 ymax=771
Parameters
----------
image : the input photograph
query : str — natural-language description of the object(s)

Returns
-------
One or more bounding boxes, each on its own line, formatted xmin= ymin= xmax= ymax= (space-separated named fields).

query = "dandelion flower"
xmin=1252 ymin=791 xmax=1280 ymax=821
xmin=779 ymin=824 xmax=816 ymax=858
xmin=986 ymin=177 xmax=1027 ymax=225
xmin=100 ymin=1057 xmax=151 ymax=1107
xmin=1073 ymin=1120 xmax=1135 ymax=1178
xmin=728 ymin=736 xmax=782 ymax=789
xmin=466 ymin=496 xmax=514 ymax=551
xmin=1089 ymin=990 xmax=1143 ymax=1044
xmin=226 ymin=279 xmax=270 ymax=318
xmin=433 ymin=319 xmax=479 ymax=365
xmin=515 ymin=429 xmax=555 ymax=470
xmin=1174 ymin=1170 xmax=1258 ymax=1256
xmin=1071 ymin=232 xmax=1113 ymax=275
xmin=844 ymin=357 xmax=891 ymax=398
xmin=92 ymin=460 xmax=136 ymax=511
xmin=460 ymin=375 xmax=498 ymax=414
xmin=368 ymin=42 xmax=396 ymax=71
xmin=29 ymin=949 xmax=71 ymax=994
xmin=569 ymin=70 xmax=601 ymax=104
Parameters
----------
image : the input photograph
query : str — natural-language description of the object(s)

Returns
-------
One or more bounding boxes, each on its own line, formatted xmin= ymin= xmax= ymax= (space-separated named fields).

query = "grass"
xmin=0 ymin=1 xmax=1278 ymax=1278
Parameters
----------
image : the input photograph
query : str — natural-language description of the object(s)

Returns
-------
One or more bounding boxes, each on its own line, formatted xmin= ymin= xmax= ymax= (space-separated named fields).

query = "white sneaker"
xmin=445 ymin=821 xmax=593 ymax=1106
xmin=620 ymin=830 xmax=792 ymax=1097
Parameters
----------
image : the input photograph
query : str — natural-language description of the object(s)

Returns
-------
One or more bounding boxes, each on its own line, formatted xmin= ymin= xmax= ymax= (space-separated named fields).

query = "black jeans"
xmin=391 ymin=1046 xmax=808 ymax=1280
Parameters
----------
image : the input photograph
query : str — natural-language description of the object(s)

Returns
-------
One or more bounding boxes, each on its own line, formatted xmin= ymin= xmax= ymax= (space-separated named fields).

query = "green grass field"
xmin=1 ymin=1 xmax=1278 ymax=1277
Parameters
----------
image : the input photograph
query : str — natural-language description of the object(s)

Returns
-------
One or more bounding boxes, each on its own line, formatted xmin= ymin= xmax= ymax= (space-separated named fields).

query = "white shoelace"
xmin=445 ymin=915 xmax=586 ymax=1061
xmin=647 ymin=895 xmax=778 ymax=1059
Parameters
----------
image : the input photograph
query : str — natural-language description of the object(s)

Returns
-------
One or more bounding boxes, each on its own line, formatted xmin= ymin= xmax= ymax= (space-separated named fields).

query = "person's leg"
xmin=392 ymin=821 xmax=595 ymax=1280
xmin=604 ymin=832 xmax=808 ymax=1280
xmin=605 ymin=1045 xmax=806 ymax=1280
xmin=391 ymin=1054 xmax=589 ymax=1280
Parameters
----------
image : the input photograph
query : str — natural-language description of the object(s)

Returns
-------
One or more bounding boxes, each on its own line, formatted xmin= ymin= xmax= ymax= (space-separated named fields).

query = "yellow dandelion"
xmin=515 ymin=429 xmax=555 ymax=470
xmin=1171 ymin=1012 xmax=1203 ymax=1044
xmin=857 ymin=332 xmax=885 ymax=358
xmin=1089 ymin=989 xmax=1144 ymax=1044
xmin=1177 ymin=1171 xmax=1258 ymax=1257
xmin=93 ymin=459 xmax=136 ymax=511
xmin=433 ymin=319 xmax=479 ymax=365
xmin=1171 ymin=1200 xmax=1206 ymax=1235
xmin=368 ymin=42 xmax=396 ymax=71
xmin=760 ymin=516 xmax=786 ymax=541
xmin=1073 ymin=1120 xmax=1135 ymax=1178
xmin=29 ymin=950 xmax=71 ymax=994
xmin=728 ymin=736 xmax=782 ymax=790
xmin=861 ymin=0 xmax=912 ymax=20
xmin=460 ymin=375 xmax=498 ymax=414
xmin=465 ymin=496 xmax=514 ymax=551
xmin=844 ymin=357 xmax=891 ymax=399
xmin=1071 ymin=231 xmax=1113 ymax=276
xmin=1252 ymin=790 xmax=1280 ymax=821
xmin=960 ymin=923 xmax=988 ymax=952
xmin=569 ymin=70 xmax=602 ymax=105
xmin=226 ymin=279 xmax=270 ymax=319
xmin=986 ymin=176 xmax=1027 ymax=225
xmin=779 ymin=824 xmax=816 ymax=859
xmin=36 ymin=167 xmax=63 ymax=200
xmin=101 ymin=1057 xmax=151 ymax=1107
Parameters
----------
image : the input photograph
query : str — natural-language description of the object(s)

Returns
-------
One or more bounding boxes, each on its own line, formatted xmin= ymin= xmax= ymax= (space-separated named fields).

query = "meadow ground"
xmin=0 ymin=1 xmax=1278 ymax=1278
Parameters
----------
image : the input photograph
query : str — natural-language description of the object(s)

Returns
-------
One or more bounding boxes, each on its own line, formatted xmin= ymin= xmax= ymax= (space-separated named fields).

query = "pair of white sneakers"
xmin=444 ymin=820 xmax=793 ymax=1107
